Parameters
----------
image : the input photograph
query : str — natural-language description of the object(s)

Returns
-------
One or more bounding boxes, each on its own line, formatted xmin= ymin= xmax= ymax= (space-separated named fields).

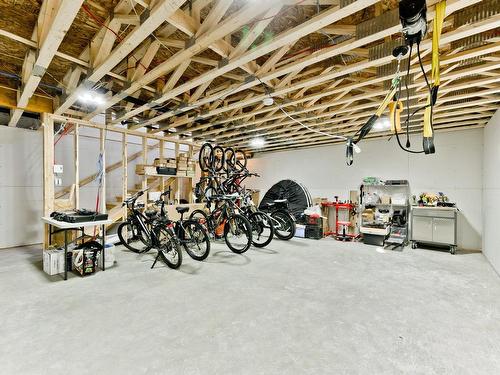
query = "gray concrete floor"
xmin=1 ymin=239 xmax=500 ymax=375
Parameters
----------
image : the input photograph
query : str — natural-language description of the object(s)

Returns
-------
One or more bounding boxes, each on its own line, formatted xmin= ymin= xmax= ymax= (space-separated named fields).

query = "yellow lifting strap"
xmin=424 ymin=0 xmax=446 ymax=138
xmin=389 ymin=100 xmax=403 ymax=133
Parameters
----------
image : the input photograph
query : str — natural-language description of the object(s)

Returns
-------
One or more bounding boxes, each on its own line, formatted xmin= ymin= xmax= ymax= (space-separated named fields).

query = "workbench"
xmin=41 ymin=217 xmax=112 ymax=280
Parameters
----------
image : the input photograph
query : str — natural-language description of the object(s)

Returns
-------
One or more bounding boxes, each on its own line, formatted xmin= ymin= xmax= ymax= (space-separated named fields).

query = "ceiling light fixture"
xmin=262 ymin=97 xmax=274 ymax=106
xmin=372 ymin=116 xmax=391 ymax=132
xmin=78 ymin=90 xmax=105 ymax=106
xmin=249 ymin=137 xmax=266 ymax=148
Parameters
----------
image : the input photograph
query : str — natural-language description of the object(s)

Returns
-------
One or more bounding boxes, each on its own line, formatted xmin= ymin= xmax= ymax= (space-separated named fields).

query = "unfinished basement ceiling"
xmin=0 ymin=0 xmax=498 ymax=152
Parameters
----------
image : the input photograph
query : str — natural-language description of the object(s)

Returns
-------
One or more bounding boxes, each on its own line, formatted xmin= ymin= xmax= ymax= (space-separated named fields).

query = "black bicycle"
xmin=117 ymin=190 xmax=182 ymax=269
xmin=239 ymin=191 xmax=275 ymax=248
xmin=190 ymin=194 xmax=253 ymax=253
xmin=155 ymin=194 xmax=211 ymax=261
xmin=260 ymin=199 xmax=296 ymax=240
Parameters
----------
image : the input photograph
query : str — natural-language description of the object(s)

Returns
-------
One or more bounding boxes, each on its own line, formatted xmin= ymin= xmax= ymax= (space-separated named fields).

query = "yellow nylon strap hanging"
xmin=424 ymin=0 xmax=446 ymax=137
xmin=388 ymin=100 xmax=403 ymax=133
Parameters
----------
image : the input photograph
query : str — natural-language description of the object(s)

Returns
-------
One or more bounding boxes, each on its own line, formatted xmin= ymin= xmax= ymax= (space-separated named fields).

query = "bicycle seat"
xmin=145 ymin=209 xmax=157 ymax=218
xmin=176 ymin=206 xmax=189 ymax=214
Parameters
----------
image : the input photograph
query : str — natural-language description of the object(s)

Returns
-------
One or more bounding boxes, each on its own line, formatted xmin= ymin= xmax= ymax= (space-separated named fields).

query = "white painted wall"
xmin=0 ymin=127 xmax=44 ymax=248
xmin=483 ymin=109 xmax=500 ymax=274
xmin=247 ymin=128 xmax=484 ymax=250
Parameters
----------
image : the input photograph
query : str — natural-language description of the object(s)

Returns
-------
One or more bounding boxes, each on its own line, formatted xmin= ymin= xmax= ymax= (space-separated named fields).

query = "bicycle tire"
xmin=189 ymin=209 xmax=212 ymax=234
xmin=270 ymin=210 xmax=296 ymax=240
xmin=199 ymin=143 xmax=213 ymax=172
xmin=234 ymin=149 xmax=247 ymax=172
xmin=211 ymin=145 xmax=225 ymax=172
xmin=117 ymin=221 xmax=152 ymax=253
xmin=224 ymin=147 xmax=235 ymax=172
xmin=158 ymin=228 xmax=183 ymax=269
xmin=182 ymin=220 xmax=211 ymax=261
xmin=224 ymin=214 xmax=252 ymax=253
xmin=249 ymin=211 xmax=274 ymax=248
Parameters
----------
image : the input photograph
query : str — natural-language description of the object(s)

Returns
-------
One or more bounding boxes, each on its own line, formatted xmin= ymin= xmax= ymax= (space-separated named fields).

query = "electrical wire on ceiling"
xmin=255 ymin=76 xmax=348 ymax=142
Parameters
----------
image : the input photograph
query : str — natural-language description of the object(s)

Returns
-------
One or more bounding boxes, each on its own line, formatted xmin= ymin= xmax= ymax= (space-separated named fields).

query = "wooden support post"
xmin=142 ymin=136 xmax=148 ymax=205
xmin=42 ymin=113 xmax=54 ymax=249
xmin=74 ymin=124 xmax=80 ymax=209
xmin=122 ymin=133 xmax=128 ymax=219
xmin=188 ymin=144 xmax=194 ymax=203
xmin=159 ymin=140 xmax=165 ymax=193
xmin=175 ymin=142 xmax=180 ymax=204
xmin=99 ymin=128 xmax=106 ymax=214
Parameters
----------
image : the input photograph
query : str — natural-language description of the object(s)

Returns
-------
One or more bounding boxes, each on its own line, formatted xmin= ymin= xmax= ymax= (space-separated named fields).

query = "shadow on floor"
xmin=205 ymin=250 xmax=251 ymax=266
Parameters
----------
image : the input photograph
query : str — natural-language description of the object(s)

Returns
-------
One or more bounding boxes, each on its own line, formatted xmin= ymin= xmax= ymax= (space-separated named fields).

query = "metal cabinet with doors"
xmin=410 ymin=206 xmax=458 ymax=254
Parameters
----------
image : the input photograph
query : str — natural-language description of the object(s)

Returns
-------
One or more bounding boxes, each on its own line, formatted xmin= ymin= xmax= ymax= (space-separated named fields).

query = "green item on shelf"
xmin=363 ymin=177 xmax=381 ymax=185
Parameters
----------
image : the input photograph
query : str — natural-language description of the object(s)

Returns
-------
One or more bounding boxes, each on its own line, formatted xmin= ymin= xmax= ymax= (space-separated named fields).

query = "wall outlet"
xmin=55 ymin=177 xmax=63 ymax=186
xmin=54 ymin=164 xmax=64 ymax=174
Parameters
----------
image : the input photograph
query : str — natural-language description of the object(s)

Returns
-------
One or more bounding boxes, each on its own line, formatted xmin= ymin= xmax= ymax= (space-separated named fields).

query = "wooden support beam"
xmin=0 ymin=86 xmax=53 ymax=114
xmin=122 ymin=133 xmax=128 ymax=219
xmin=92 ymin=0 xmax=281 ymax=123
xmin=112 ymin=0 xmax=378 ymax=126
xmin=55 ymin=0 xmax=187 ymax=116
xmin=9 ymin=0 xmax=84 ymax=127
xmin=42 ymin=113 xmax=54 ymax=249
xmin=74 ymin=124 xmax=80 ymax=209
xmin=99 ymin=128 xmax=107 ymax=213
xmin=146 ymin=0 xmax=490 ymax=132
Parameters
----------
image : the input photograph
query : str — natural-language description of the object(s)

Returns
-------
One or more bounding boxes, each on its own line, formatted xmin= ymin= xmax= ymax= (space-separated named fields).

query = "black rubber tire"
xmin=182 ymin=221 xmax=211 ymax=261
xmin=117 ymin=221 xmax=151 ymax=253
xmin=189 ymin=209 xmax=212 ymax=234
xmin=224 ymin=214 xmax=252 ymax=253
xmin=211 ymin=145 xmax=225 ymax=172
xmin=271 ymin=210 xmax=296 ymax=240
xmin=249 ymin=211 xmax=274 ymax=248
xmin=199 ymin=143 xmax=213 ymax=172
xmin=224 ymin=147 xmax=235 ymax=172
xmin=157 ymin=228 xmax=182 ymax=269
xmin=234 ymin=149 xmax=247 ymax=172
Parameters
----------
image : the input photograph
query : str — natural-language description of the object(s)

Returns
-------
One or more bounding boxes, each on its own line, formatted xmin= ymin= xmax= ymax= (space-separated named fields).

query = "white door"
xmin=412 ymin=216 xmax=433 ymax=242
xmin=433 ymin=218 xmax=455 ymax=245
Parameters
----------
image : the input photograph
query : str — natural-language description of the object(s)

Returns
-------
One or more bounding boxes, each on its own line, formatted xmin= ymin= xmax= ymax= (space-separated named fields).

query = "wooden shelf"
xmin=144 ymin=173 xmax=194 ymax=178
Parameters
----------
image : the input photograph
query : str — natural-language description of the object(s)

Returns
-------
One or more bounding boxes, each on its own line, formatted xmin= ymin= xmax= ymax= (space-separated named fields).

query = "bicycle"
xmin=239 ymin=191 xmax=275 ymax=248
xmin=155 ymin=193 xmax=211 ymax=261
xmin=117 ymin=190 xmax=183 ymax=269
xmin=259 ymin=199 xmax=296 ymax=241
xmin=190 ymin=194 xmax=253 ymax=254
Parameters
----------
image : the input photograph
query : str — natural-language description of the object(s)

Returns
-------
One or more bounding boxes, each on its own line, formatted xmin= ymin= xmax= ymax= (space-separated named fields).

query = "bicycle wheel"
xmin=211 ymin=145 xmax=225 ymax=172
xmin=117 ymin=221 xmax=152 ymax=253
xmin=224 ymin=214 xmax=252 ymax=253
xmin=270 ymin=210 xmax=296 ymax=240
xmin=224 ymin=147 xmax=235 ymax=172
xmin=158 ymin=228 xmax=182 ymax=269
xmin=190 ymin=209 xmax=211 ymax=234
xmin=204 ymin=186 xmax=217 ymax=201
xmin=234 ymin=149 xmax=247 ymax=172
xmin=199 ymin=143 xmax=213 ymax=172
xmin=182 ymin=221 xmax=211 ymax=261
xmin=249 ymin=211 xmax=274 ymax=248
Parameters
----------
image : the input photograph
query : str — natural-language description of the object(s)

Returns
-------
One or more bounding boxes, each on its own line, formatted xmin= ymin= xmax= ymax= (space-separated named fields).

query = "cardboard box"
xmin=144 ymin=166 xmax=157 ymax=175
xmin=380 ymin=195 xmax=391 ymax=205
xmin=43 ymin=249 xmax=65 ymax=276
